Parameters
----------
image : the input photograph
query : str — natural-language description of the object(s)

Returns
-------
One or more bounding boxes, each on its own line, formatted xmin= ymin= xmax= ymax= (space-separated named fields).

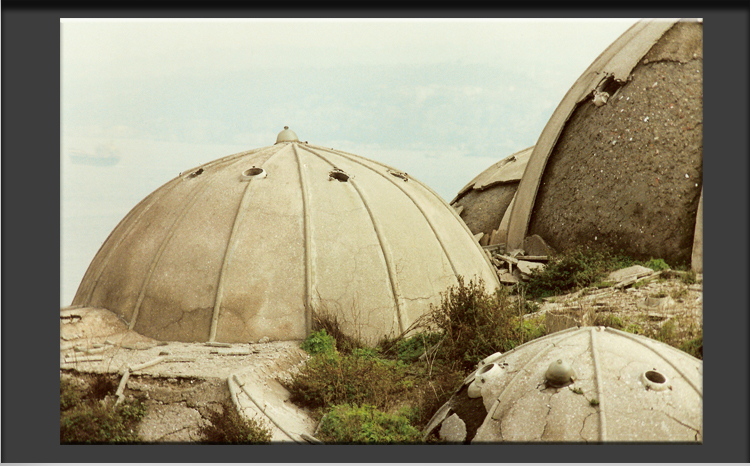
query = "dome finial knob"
xmin=276 ymin=126 xmax=299 ymax=144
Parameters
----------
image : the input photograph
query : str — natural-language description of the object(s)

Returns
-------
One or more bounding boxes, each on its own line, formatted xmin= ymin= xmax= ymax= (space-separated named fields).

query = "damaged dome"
xmin=504 ymin=19 xmax=703 ymax=269
xmin=72 ymin=127 xmax=500 ymax=344
xmin=423 ymin=326 xmax=703 ymax=443
xmin=450 ymin=146 xmax=533 ymax=247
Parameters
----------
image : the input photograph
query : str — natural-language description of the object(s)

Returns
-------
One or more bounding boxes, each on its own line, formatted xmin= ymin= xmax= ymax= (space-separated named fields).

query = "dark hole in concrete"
xmin=329 ymin=169 xmax=349 ymax=182
xmin=389 ymin=170 xmax=409 ymax=181
xmin=645 ymin=370 xmax=667 ymax=384
xmin=186 ymin=168 xmax=204 ymax=179
xmin=243 ymin=167 xmax=264 ymax=177
xmin=477 ymin=363 xmax=496 ymax=376
xmin=596 ymin=74 xmax=624 ymax=98
xmin=60 ymin=315 xmax=82 ymax=323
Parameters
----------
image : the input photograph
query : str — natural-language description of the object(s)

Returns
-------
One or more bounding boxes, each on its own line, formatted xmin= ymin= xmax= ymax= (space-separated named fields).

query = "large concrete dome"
xmin=505 ymin=19 xmax=703 ymax=268
xmin=424 ymin=326 xmax=703 ymax=443
xmin=72 ymin=128 xmax=500 ymax=344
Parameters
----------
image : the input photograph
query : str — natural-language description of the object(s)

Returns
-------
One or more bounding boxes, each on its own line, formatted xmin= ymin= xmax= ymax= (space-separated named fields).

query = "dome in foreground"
xmin=72 ymin=128 xmax=500 ymax=344
xmin=424 ymin=326 xmax=702 ymax=443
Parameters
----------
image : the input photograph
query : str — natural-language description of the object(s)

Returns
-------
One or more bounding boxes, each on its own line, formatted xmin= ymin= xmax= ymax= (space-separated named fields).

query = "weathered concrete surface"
xmin=439 ymin=414 xmax=467 ymax=443
xmin=138 ymin=403 xmax=207 ymax=442
xmin=507 ymin=19 xmax=702 ymax=267
xmin=424 ymin=327 xmax=702 ymax=443
xmin=229 ymin=365 xmax=317 ymax=443
xmin=72 ymin=131 xmax=499 ymax=344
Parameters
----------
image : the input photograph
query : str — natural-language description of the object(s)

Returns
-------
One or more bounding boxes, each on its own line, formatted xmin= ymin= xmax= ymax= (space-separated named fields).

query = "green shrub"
xmin=426 ymin=276 xmax=544 ymax=371
xmin=199 ymin=402 xmax=272 ymax=444
xmin=60 ymin=375 xmax=146 ymax=444
xmin=288 ymin=351 xmax=412 ymax=410
xmin=594 ymin=314 xmax=625 ymax=329
xmin=317 ymin=404 xmax=421 ymax=444
xmin=301 ymin=329 xmax=337 ymax=356
xmin=395 ymin=332 xmax=442 ymax=363
xmin=523 ymin=249 xmax=615 ymax=300
xmin=645 ymin=258 xmax=671 ymax=271
xmin=680 ymin=270 xmax=698 ymax=285
xmin=679 ymin=330 xmax=703 ymax=360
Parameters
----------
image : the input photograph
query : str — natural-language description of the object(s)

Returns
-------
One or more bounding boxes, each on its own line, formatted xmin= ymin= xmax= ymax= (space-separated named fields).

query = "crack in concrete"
xmin=155 ymin=424 xmax=194 ymax=442
xmin=580 ymin=412 xmax=597 ymax=442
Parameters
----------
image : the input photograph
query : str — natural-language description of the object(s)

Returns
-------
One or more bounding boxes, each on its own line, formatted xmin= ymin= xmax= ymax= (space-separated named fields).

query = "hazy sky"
xmin=60 ymin=17 xmax=641 ymax=305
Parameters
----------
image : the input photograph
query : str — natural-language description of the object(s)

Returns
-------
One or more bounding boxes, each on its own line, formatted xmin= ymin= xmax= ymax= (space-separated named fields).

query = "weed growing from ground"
xmin=199 ymin=402 xmax=271 ymax=444
xmin=60 ymin=374 xmax=146 ymax=444
xmin=594 ymin=313 xmax=625 ymax=329
xmin=310 ymin=303 xmax=367 ymax=354
xmin=300 ymin=329 xmax=337 ymax=356
xmin=522 ymin=249 xmax=620 ymax=300
xmin=645 ymin=258 xmax=671 ymax=271
xmin=679 ymin=329 xmax=703 ymax=359
xmin=316 ymin=404 xmax=422 ymax=444
xmin=425 ymin=276 xmax=546 ymax=371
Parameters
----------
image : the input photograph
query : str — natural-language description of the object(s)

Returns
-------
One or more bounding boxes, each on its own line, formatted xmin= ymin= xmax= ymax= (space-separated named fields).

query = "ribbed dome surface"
xmin=425 ymin=326 xmax=702 ymax=442
xmin=73 ymin=135 xmax=500 ymax=343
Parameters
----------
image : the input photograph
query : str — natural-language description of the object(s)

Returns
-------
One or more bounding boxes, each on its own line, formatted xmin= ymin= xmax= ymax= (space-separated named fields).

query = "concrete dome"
xmin=504 ymin=19 xmax=703 ymax=269
xmin=450 ymin=146 xmax=533 ymax=247
xmin=72 ymin=128 xmax=500 ymax=344
xmin=424 ymin=326 xmax=703 ymax=443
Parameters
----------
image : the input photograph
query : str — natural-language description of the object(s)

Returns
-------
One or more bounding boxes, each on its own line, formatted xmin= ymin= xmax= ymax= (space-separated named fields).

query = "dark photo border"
xmin=2 ymin=3 xmax=747 ymax=463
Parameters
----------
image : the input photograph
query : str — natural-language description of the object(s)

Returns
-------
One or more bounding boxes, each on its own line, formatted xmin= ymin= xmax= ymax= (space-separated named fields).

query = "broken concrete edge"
xmin=450 ymin=146 xmax=534 ymax=205
xmin=228 ymin=372 xmax=307 ymax=444
xmin=505 ymin=19 xmax=679 ymax=251
xmin=691 ymin=187 xmax=703 ymax=273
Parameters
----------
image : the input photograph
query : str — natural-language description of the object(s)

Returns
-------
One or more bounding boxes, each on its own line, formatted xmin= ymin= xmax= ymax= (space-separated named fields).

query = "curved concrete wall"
xmin=505 ymin=19 xmax=703 ymax=268
xmin=73 ymin=139 xmax=500 ymax=344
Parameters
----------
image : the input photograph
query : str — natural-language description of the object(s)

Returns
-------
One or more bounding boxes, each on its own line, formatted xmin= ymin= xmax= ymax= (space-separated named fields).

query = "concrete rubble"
xmin=481 ymin=240 xmax=551 ymax=285
xmin=60 ymin=306 xmax=319 ymax=443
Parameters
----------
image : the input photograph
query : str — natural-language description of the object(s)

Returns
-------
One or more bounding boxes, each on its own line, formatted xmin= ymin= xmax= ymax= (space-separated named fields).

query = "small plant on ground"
xmin=680 ymin=270 xmax=698 ymax=285
xmin=594 ymin=313 xmax=625 ymax=329
xmin=645 ymin=258 xmax=671 ymax=271
xmin=316 ymin=404 xmax=422 ymax=444
xmin=310 ymin=303 xmax=367 ymax=355
xmin=300 ymin=329 xmax=337 ymax=356
xmin=522 ymin=248 xmax=621 ymax=300
xmin=60 ymin=374 xmax=146 ymax=444
xmin=199 ymin=402 xmax=272 ymax=444
xmin=393 ymin=332 xmax=443 ymax=363
xmin=679 ymin=329 xmax=703 ymax=359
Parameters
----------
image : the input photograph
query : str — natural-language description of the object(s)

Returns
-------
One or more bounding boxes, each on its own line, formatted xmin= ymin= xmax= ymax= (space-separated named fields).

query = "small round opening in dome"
xmin=241 ymin=167 xmax=267 ymax=180
xmin=477 ymin=363 xmax=496 ymax=376
xmin=642 ymin=370 xmax=669 ymax=391
xmin=645 ymin=370 xmax=666 ymax=384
